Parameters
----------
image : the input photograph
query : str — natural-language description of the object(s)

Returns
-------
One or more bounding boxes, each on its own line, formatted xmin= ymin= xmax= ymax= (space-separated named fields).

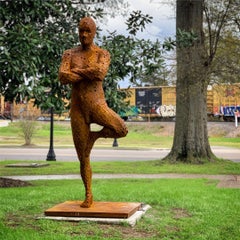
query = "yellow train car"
xmin=122 ymin=84 xmax=240 ymax=121
xmin=122 ymin=86 xmax=176 ymax=119
xmin=209 ymin=84 xmax=240 ymax=120
xmin=12 ymin=99 xmax=41 ymax=119
xmin=0 ymin=96 xmax=41 ymax=120
xmin=1 ymin=83 xmax=239 ymax=121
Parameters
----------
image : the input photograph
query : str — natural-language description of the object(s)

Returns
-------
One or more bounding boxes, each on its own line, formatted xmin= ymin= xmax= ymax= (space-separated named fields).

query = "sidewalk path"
xmin=0 ymin=146 xmax=239 ymax=162
xmin=1 ymin=173 xmax=236 ymax=180
xmin=3 ymin=173 xmax=240 ymax=188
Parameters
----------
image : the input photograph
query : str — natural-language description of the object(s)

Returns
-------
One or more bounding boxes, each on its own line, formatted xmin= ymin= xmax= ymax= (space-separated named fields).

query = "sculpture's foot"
xmin=80 ymin=194 xmax=93 ymax=208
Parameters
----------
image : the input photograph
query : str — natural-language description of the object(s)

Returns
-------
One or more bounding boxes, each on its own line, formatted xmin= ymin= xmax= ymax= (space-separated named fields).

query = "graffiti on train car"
xmin=220 ymin=106 xmax=240 ymax=117
xmin=156 ymin=105 xmax=176 ymax=117
xmin=1 ymin=84 xmax=239 ymax=121
xmin=135 ymin=88 xmax=162 ymax=114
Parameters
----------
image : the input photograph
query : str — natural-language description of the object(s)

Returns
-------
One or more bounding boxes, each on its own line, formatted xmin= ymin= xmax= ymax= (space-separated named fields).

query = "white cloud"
xmin=99 ymin=0 xmax=176 ymax=88
xmin=101 ymin=0 xmax=175 ymax=41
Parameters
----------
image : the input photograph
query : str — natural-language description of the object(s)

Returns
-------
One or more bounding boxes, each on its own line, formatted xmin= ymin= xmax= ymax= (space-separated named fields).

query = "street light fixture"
xmin=45 ymin=89 xmax=56 ymax=161
xmin=112 ymin=138 xmax=118 ymax=147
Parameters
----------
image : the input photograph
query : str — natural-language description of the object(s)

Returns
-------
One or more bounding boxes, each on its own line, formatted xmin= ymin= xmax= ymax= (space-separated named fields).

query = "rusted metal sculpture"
xmin=58 ymin=17 xmax=128 ymax=208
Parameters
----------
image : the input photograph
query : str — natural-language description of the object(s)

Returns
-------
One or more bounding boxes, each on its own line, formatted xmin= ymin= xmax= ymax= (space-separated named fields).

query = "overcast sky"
xmin=99 ymin=0 xmax=176 ymax=87
xmin=101 ymin=0 xmax=176 ymax=42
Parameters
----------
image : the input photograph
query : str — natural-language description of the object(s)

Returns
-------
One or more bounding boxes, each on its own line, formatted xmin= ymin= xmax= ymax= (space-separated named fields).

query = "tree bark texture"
xmin=166 ymin=0 xmax=215 ymax=163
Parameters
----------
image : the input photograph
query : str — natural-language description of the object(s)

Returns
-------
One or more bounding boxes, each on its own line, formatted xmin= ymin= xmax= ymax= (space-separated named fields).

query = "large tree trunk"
xmin=165 ymin=0 xmax=216 ymax=163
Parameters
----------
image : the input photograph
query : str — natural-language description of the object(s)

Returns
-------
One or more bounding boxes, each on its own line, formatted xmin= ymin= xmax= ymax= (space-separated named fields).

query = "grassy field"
xmin=0 ymin=121 xmax=240 ymax=148
xmin=1 ymin=178 xmax=239 ymax=240
xmin=1 ymin=159 xmax=240 ymax=176
xmin=0 ymin=121 xmax=173 ymax=148
xmin=1 ymin=121 xmax=239 ymax=239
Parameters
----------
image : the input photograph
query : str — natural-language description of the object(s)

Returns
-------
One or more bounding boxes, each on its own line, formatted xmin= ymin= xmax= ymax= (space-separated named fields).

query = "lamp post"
xmin=112 ymin=138 xmax=118 ymax=147
xmin=45 ymin=89 xmax=56 ymax=161
xmin=46 ymin=106 xmax=56 ymax=161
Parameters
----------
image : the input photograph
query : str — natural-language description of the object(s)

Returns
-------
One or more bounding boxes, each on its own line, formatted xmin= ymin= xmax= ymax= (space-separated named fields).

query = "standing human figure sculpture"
xmin=58 ymin=17 xmax=128 ymax=208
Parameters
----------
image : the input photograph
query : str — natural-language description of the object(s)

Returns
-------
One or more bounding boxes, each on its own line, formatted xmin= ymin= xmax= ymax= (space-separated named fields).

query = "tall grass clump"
xmin=18 ymin=119 xmax=38 ymax=146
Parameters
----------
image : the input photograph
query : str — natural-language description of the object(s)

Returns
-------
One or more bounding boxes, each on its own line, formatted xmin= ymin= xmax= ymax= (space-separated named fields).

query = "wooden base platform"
xmin=45 ymin=201 xmax=142 ymax=219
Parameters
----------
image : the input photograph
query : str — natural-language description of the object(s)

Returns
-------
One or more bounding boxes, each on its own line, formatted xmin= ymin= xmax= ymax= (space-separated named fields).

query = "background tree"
xmin=100 ymin=10 xmax=168 ymax=115
xmin=0 ymin=2 xmax=168 ymax=118
xmin=0 ymin=1 xmax=168 ymax=118
xmin=210 ymin=33 xmax=240 ymax=85
xmin=0 ymin=0 xmax=127 ymax=113
xmin=164 ymin=0 xmax=239 ymax=163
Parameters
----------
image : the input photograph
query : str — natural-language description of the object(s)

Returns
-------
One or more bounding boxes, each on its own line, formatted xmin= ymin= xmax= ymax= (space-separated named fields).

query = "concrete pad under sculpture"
xmin=43 ymin=202 xmax=151 ymax=226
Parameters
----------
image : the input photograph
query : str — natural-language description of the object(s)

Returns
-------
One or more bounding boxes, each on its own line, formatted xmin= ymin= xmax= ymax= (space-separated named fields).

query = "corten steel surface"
xmin=45 ymin=201 xmax=141 ymax=219
xmin=58 ymin=17 xmax=128 ymax=208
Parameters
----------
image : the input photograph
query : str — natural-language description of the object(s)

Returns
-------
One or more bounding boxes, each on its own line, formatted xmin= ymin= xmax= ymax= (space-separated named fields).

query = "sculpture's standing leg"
xmin=71 ymin=113 xmax=93 ymax=208
xmin=79 ymin=155 xmax=93 ymax=208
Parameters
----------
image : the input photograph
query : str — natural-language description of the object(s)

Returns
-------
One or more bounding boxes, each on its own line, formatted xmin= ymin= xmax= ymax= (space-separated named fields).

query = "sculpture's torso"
xmin=70 ymin=46 xmax=106 ymax=107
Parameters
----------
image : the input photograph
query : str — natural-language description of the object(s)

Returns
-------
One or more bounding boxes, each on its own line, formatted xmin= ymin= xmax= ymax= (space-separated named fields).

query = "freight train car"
xmin=1 ymin=84 xmax=239 ymax=121
xmin=122 ymin=84 xmax=240 ymax=121
xmin=123 ymin=86 xmax=176 ymax=120
xmin=0 ymin=95 xmax=12 ymax=119
xmin=208 ymin=84 xmax=240 ymax=121
xmin=0 ymin=96 xmax=41 ymax=120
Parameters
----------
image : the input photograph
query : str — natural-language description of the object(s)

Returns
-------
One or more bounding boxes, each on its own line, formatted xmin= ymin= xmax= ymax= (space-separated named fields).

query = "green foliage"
xmin=0 ymin=0 xmax=104 ymax=112
xmin=210 ymin=32 xmax=240 ymax=85
xmin=163 ymin=29 xmax=198 ymax=50
xmin=100 ymin=11 xmax=169 ymax=112
xmin=176 ymin=29 xmax=198 ymax=48
xmin=0 ymin=1 xmax=171 ymax=116
xmin=125 ymin=10 xmax=153 ymax=36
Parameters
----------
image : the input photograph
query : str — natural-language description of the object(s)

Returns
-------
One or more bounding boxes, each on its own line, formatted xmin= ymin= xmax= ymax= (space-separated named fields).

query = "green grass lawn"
xmin=1 ymin=121 xmax=239 ymax=239
xmin=1 ymin=159 xmax=240 ymax=176
xmin=1 ymin=178 xmax=239 ymax=240
xmin=0 ymin=121 xmax=239 ymax=148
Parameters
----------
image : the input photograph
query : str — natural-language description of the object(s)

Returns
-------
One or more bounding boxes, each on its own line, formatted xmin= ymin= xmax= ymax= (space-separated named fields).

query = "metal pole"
xmin=46 ymin=107 xmax=56 ymax=161
xmin=112 ymin=138 xmax=118 ymax=147
xmin=235 ymin=111 xmax=238 ymax=128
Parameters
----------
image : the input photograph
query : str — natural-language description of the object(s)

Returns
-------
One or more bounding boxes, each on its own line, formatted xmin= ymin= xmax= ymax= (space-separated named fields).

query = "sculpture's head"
xmin=78 ymin=17 xmax=96 ymax=47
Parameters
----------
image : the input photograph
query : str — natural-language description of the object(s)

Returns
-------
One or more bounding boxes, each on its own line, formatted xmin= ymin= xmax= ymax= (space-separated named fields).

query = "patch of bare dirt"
xmin=172 ymin=208 xmax=192 ymax=219
xmin=0 ymin=177 xmax=32 ymax=188
xmin=217 ymin=176 xmax=240 ymax=188
xmin=89 ymin=224 xmax=157 ymax=239
xmin=5 ymin=213 xmax=42 ymax=231
xmin=6 ymin=214 xmax=158 ymax=239
xmin=21 ymin=144 xmax=37 ymax=147
xmin=155 ymin=122 xmax=240 ymax=138
xmin=207 ymin=122 xmax=240 ymax=137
